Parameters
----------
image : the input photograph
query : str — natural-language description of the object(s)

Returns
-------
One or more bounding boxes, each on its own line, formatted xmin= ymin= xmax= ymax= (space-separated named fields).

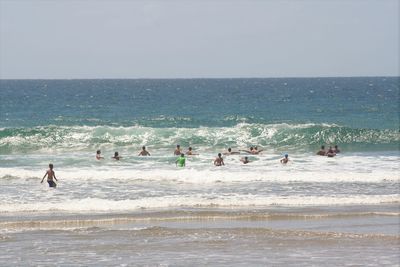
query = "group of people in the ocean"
xmin=316 ymin=145 xmax=340 ymax=157
xmin=94 ymin=144 xmax=293 ymax=168
xmin=42 ymin=144 xmax=341 ymax=187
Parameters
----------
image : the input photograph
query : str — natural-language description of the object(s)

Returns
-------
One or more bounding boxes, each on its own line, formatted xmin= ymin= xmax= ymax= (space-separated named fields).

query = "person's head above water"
xmin=142 ymin=146 xmax=146 ymax=150
xmin=114 ymin=152 xmax=119 ymax=157
xmin=218 ymin=153 xmax=222 ymax=157
xmin=321 ymin=145 xmax=325 ymax=149
xmin=285 ymin=154 xmax=288 ymax=158
xmin=177 ymin=144 xmax=180 ymax=148
xmin=188 ymin=147 xmax=192 ymax=151
xmin=49 ymin=163 xmax=53 ymax=169
xmin=181 ymin=153 xmax=184 ymax=157
xmin=96 ymin=150 xmax=101 ymax=154
xmin=228 ymin=148 xmax=232 ymax=152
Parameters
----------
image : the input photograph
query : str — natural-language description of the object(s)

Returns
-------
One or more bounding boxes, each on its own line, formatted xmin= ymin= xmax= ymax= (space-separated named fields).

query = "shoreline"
xmin=1 ymin=204 xmax=399 ymax=236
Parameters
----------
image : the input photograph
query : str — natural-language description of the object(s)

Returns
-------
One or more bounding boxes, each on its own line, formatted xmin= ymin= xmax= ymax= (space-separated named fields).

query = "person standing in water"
xmin=174 ymin=145 xmax=182 ymax=156
xmin=326 ymin=146 xmax=336 ymax=157
xmin=317 ymin=145 xmax=326 ymax=156
xmin=214 ymin=153 xmax=225 ymax=166
xmin=186 ymin=147 xmax=198 ymax=156
xmin=41 ymin=163 xmax=58 ymax=188
xmin=138 ymin=146 xmax=151 ymax=156
xmin=280 ymin=154 xmax=289 ymax=164
xmin=96 ymin=150 xmax=104 ymax=160
xmin=112 ymin=152 xmax=122 ymax=160
xmin=175 ymin=153 xmax=186 ymax=167
xmin=240 ymin=156 xmax=250 ymax=164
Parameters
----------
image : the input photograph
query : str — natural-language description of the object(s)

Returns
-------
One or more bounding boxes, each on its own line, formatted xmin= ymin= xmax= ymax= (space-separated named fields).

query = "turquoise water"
xmin=0 ymin=78 xmax=399 ymax=266
xmin=1 ymin=77 xmax=399 ymax=153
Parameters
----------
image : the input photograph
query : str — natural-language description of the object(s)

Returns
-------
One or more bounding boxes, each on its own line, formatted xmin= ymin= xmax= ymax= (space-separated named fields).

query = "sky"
xmin=0 ymin=0 xmax=398 ymax=79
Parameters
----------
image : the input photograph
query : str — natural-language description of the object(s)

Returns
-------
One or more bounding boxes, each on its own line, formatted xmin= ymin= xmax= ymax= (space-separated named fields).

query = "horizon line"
xmin=0 ymin=75 xmax=399 ymax=80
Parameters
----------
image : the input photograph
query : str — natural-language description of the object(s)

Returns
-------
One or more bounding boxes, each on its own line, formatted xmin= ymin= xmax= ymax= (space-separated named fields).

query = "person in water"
xmin=96 ymin=150 xmax=104 ymax=160
xmin=326 ymin=146 xmax=336 ymax=157
xmin=317 ymin=145 xmax=326 ymax=156
xmin=223 ymin=147 xmax=240 ymax=155
xmin=240 ymin=156 xmax=250 ymax=164
xmin=112 ymin=152 xmax=122 ymax=160
xmin=214 ymin=153 xmax=225 ymax=166
xmin=138 ymin=146 xmax=151 ymax=156
xmin=41 ymin=163 xmax=58 ymax=188
xmin=240 ymin=147 xmax=262 ymax=154
xmin=240 ymin=147 xmax=254 ymax=154
xmin=334 ymin=145 xmax=341 ymax=153
xmin=280 ymin=154 xmax=289 ymax=164
xmin=174 ymin=145 xmax=182 ymax=156
xmin=186 ymin=147 xmax=198 ymax=156
xmin=175 ymin=153 xmax=186 ymax=167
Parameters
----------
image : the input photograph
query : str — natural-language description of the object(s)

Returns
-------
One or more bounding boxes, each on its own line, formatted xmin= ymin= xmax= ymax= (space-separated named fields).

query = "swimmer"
xmin=280 ymin=154 xmax=289 ymax=164
xmin=214 ymin=153 xmax=225 ymax=166
xmin=174 ymin=145 xmax=182 ymax=156
xmin=138 ymin=146 xmax=150 ymax=156
xmin=175 ymin=153 xmax=186 ymax=167
xmin=96 ymin=150 xmax=104 ymax=160
xmin=240 ymin=147 xmax=254 ymax=154
xmin=240 ymin=156 xmax=250 ymax=164
xmin=334 ymin=145 xmax=341 ymax=153
xmin=223 ymin=147 xmax=240 ymax=155
xmin=186 ymin=147 xmax=198 ymax=156
xmin=326 ymin=146 xmax=336 ymax=157
xmin=241 ymin=147 xmax=262 ymax=155
xmin=112 ymin=152 xmax=122 ymax=160
xmin=317 ymin=145 xmax=326 ymax=156
xmin=41 ymin=163 xmax=58 ymax=188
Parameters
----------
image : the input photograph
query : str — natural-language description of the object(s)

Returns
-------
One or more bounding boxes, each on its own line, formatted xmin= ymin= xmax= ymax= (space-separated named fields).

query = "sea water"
xmin=0 ymin=77 xmax=399 ymax=266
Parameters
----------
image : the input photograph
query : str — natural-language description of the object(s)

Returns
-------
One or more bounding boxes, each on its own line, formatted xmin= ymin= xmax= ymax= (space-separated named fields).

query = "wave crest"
xmin=0 ymin=123 xmax=398 ymax=153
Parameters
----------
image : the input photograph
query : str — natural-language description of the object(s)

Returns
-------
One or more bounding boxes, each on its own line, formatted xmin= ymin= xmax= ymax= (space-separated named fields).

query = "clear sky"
xmin=0 ymin=0 xmax=398 ymax=79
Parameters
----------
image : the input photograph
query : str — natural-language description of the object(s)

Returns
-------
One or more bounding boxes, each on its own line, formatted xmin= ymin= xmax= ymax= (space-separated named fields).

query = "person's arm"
xmin=53 ymin=171 xmax=58 ymax=181
xmin=41 ymin=172 xmax=48 ymax=183
xmin=147 ymin=152 xmax=151 ymax=156
xmin=222 ymin=160 xmax=225 ymax=166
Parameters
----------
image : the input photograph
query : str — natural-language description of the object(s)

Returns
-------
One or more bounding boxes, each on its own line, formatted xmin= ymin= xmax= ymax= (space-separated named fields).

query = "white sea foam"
xmin=0 ymin=194 xmax=398 ymax=213
xmin=0 ymin=165 xmax=398 ymax=184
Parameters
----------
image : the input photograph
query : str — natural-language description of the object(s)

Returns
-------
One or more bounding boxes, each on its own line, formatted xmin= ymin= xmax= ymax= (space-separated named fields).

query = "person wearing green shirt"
xmin=175 ymin=153 xmax=186 ymax=167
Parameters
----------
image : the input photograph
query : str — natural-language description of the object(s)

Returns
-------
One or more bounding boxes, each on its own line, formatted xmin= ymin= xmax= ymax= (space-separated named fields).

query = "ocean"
xmin=0 ymin=77 xmax=399 ymax=266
